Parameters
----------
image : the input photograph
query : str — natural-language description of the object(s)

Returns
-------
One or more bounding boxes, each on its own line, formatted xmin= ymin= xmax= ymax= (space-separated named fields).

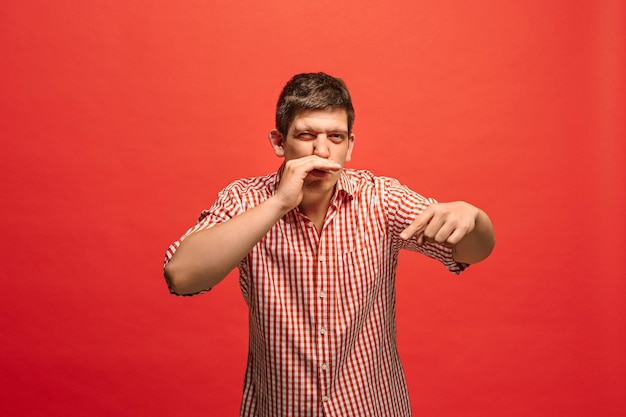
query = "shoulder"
xmin=212 ymin=172 xmax=278 ymax=211
xmin=342 ymin=168 xmax=434 ymax=204
xmin=221 ymin=172 xmax=277 ymax=197
xmin=342 ymin=168 xmax=405 ymax=193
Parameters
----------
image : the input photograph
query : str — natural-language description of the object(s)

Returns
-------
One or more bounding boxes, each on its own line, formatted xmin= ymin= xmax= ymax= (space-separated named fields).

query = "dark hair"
xmin=275 ymin=72 xmax=355 ymax=137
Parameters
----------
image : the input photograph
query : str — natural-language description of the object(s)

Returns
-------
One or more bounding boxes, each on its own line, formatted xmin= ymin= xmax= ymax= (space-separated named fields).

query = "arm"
xmin=164 ymin=196 xmax=289 ymax=295
xmin=164 ymin=156 xmax=342 ymax=295
xmin=399 ymin=201 xmax=495 ymax=265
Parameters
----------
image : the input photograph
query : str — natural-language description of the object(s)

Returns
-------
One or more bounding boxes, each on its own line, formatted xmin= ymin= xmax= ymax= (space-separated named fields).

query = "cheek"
xmin=334 ymin=145 xmax=352 ymax=163
xmin=287 ymin=143 xmax=313 ymax=157
xmin=344 ymin=148 xmax=352 ymax=163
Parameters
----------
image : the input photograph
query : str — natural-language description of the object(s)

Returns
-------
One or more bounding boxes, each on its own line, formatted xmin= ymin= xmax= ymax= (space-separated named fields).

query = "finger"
xmin=400 ymin=221 xmax=423 ymax=240
xmin=307 ymin=157 xmax=342 ymax=172
xmin=283 ymin=158 xmax=341 ymax=181
xmin=432 ymin=222 xmax=456 ymax=244
xmin=444 ymin=228 xmax=464 ymax=246
xmin=289 ymin=157 xmax=341 ymax=175
xmin=423 ymin=213 xmax=446 ymax=242
xmin=416 ymin=232 xmax=425 ymax=246
xmin=400 ymin=208 xmax=434 ymax=240
xmin=443 ymin=224 xmax=472 ymax=246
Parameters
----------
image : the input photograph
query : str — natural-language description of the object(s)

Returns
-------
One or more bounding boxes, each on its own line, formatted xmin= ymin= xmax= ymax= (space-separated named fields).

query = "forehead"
xmin=290 ymin=108 xmax=349 ymax=132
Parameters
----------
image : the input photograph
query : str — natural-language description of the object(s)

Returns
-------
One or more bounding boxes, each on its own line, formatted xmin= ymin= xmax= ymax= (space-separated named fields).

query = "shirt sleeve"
xmin=163 ymin=182 xmax=246 ymax=295
xmin=383 ymin=177 xmax=469 ymax=274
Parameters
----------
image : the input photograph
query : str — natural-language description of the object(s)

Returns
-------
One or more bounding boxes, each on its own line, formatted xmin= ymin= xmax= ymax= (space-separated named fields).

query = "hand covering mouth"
xmin=311 ymin=169 xmax=330 ymax=176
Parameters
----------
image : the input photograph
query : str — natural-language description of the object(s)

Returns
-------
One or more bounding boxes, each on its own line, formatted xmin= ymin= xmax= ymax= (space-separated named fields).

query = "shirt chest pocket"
xmin=333 ymin=249 xmax=382 ymax=333
xmin=337 ymin=243 xmax=382 ymax=304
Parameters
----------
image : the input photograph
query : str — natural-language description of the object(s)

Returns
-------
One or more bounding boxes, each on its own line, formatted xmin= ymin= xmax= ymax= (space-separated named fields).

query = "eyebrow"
xmin=292 ymin=125 xmax=349 ymax=134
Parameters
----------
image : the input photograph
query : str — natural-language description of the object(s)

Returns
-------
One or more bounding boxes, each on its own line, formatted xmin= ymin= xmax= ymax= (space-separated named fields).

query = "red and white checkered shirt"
xmin=164 ymin=168 xmax=467 ymax=417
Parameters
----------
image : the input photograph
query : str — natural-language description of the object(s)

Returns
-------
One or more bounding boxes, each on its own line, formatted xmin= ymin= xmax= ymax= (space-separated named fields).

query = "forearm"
xmin=164 ymin=196 xmax=288 ymax=295
xmin=452 ymin=208 xmax=495 ymax=264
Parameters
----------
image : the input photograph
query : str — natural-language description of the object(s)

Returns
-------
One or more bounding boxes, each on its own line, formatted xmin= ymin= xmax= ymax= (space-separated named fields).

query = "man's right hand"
xmin=273 ymin=156 xmax=342 ymax=211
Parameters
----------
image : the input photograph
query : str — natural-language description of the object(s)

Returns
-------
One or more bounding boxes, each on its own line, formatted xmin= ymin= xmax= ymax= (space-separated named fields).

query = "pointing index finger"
xmin=399 ymin=206 xmax=434 ymax=240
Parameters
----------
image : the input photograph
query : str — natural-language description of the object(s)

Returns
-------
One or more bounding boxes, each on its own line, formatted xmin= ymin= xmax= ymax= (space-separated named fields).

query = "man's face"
xmin=272 ymin=108 xmax=355 ymax=195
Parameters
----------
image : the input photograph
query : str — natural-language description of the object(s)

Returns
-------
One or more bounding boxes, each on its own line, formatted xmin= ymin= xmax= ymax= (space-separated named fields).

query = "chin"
xmin=304 ymin=175 xmax=333 ymax=188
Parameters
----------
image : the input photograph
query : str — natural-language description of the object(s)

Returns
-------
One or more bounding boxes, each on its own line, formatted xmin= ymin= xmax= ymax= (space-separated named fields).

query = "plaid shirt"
xmin=164 ymin=168 xmax=467 ymax=417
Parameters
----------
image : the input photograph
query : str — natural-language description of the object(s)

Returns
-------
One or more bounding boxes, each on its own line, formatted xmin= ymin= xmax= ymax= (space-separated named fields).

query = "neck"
xmin=299 ymin=189 xmax=333 ymax=219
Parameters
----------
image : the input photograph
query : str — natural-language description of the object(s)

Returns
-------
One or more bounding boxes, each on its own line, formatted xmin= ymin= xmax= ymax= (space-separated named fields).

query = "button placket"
xmin=317 ymin=229 xmax=332 ymax=408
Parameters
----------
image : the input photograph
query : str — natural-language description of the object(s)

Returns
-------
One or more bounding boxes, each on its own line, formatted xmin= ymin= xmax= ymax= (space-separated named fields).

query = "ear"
xmin=345 ymin=133 xmax=355 ymax=163
xmin=269 ymin=129 xmax=285 ymax=157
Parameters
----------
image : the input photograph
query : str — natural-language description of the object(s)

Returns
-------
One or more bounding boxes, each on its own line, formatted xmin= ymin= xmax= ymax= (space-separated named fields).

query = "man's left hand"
xmin=399 ymin=201 xmax=479 ymax=247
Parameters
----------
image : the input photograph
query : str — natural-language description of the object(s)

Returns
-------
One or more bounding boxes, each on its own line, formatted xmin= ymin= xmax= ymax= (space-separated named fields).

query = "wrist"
xmin=267 ymin=195 xmax=295 ymax=217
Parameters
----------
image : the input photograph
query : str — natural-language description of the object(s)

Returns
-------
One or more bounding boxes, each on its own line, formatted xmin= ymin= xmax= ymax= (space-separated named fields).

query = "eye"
xmin=329 ymin=133 xmax=347 ymax=143
xmin=297 ymin=133 xmax=316 ymax=140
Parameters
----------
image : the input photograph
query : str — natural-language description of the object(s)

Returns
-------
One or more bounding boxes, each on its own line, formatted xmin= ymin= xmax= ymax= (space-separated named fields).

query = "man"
xmin=164 ymin=72 xmax=495 ymax=417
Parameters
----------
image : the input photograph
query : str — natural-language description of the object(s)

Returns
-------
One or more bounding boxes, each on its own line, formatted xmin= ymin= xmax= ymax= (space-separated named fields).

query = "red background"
xmin=1 ymin=1 xmax=625 ymax=416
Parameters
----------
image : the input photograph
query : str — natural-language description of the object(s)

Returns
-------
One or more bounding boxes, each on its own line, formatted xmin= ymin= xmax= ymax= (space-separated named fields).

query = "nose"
xmin=313 ymin=134 xmax=330 ymax=158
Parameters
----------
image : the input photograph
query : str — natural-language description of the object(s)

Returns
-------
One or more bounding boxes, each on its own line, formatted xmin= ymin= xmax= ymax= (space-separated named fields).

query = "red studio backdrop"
xmin=1 ymin=1 xmax=624 ymax=416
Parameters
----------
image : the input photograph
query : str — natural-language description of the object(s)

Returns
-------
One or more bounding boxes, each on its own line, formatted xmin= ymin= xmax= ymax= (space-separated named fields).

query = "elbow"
xmin=164 ymin=261 xmax=201 ymax=296
xmin=164 ymin=262 xmax=183 ymax=295
xmin=475 ymin=235 xmax=496 ymax=264
xmin=476 ymin=238 xmax=495 ymax=264
xmin=454 ymin=235 xmax=496 ymax=265
xmin=478 ymin=234 xmax=496 ymax=264
xmin=481 ymin=234 xmax=496 ymax=260
xmin=164 ymin=258 xmax=219 ymax=296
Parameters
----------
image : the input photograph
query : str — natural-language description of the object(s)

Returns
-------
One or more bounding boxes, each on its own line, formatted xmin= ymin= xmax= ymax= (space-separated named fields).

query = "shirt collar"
xmin=335 ymin=168 xmax=355 ymax=202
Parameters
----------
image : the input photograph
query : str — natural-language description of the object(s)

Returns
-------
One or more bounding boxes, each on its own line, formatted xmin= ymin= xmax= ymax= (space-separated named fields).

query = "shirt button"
xmin=321 ymin=363 xmax=328 ymax=371
xmin=319 ymin=291 xmax=326 ymax=298
xmin=308 ymin=221 xmax=314 ymax=228
xmin=320 ymin=327 xmax=327 ymax=335
xmin=322 ymin=396 xmax=330 ymax=403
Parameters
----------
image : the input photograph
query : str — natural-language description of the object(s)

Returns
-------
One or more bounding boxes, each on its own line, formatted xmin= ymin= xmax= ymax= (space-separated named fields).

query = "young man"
xmin=164 ymin=72 xmax=495 ymax=417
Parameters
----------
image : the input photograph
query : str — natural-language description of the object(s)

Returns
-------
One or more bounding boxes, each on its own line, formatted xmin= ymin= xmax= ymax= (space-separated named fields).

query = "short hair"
xmin=275 ymin=72 xmax=355 ymax=137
